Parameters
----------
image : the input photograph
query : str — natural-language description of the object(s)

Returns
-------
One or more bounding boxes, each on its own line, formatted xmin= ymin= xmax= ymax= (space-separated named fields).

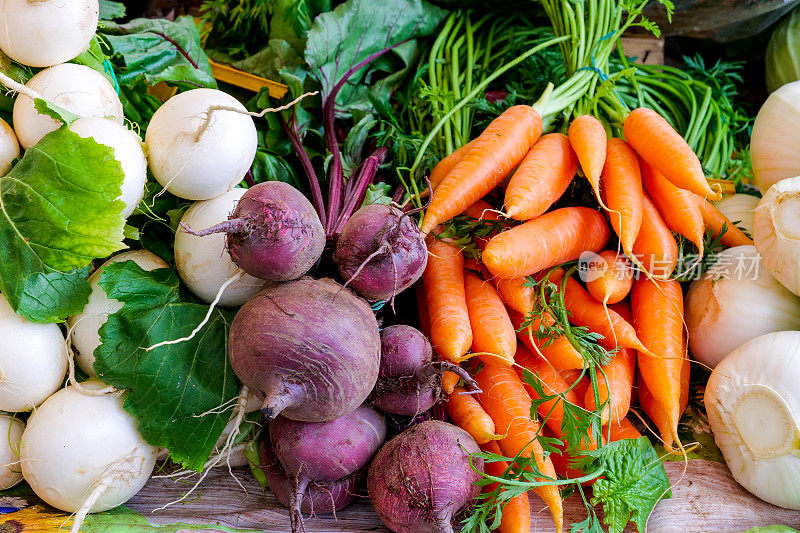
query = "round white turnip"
xmin=12 ymin=63 xmax=124 ymax=149
xmin=0 ymin=415 xmax=24 ymax=490
xmin=20 ymin=381 xmax=157 ymax=530
xmin=68 ymin=250 xmax=168 ymax=376
xmin=68 ymin=118 xmax=147 ymax=217
xmin=175 ymin=188 xmax=264 ymax=307
xmin=0 ymin=294 xmax=67 ymax=412
xmin=0 ymin=117 xmax=20 ymax=175
xmin=0 ymin=0 xmax=99 ymax=67
xmin=145 ymin=88 xmax=257 ymax=200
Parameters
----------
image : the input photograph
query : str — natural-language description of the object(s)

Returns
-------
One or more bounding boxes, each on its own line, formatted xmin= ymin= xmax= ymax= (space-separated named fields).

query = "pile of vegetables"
xmin=2 ymin=0 xmax=800 ymax=532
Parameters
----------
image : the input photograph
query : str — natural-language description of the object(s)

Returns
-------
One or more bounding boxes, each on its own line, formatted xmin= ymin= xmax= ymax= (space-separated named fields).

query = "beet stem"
xmin=422 ymin=361 xmax=481 ymax=394
xmin=279 ymin=114 xmax=327 ymax=228
xmin=179 ymin=218 xmax=246 ymax=237
xmin=333 ymin=147 xmax=388 ymax=235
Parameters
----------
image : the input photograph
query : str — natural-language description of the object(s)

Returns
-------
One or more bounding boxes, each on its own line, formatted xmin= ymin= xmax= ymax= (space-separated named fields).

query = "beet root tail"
xmin=179 ymin=218 xmax=246 ymax=237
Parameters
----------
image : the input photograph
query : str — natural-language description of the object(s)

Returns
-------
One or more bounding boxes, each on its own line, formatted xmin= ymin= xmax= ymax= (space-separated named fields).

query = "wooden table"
xmin=127 ymin=461 xmax=800 ymax=532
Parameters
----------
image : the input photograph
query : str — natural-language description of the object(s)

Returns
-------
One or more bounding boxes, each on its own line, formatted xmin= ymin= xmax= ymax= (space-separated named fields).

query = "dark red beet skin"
xmin=367 ymin=420 xmax=483 ymax=533
xmin=229 ymin=277 xmax=381 ymax=422
xmin=334 ymin=204 xmax=427 ymax=301
xmin=270 ymin=405 xmax=387 ymax=483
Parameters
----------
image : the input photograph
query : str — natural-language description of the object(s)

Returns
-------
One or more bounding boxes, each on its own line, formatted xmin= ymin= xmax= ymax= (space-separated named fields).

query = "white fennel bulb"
xmin=12 ymin=64 xmax=124 ymax=150
xmin=754 ymin=176 xmax=800 ymax=297
xmin=750 ymin=81 xmax=800 ymax=193
xmin=145 ymin=88 xmax=257 ymax=200
xmin=0 ymin=415 xmax=24 ymax=489
xmin=0 ymin=0 xmax=99 ymax=67
xmin=705 ymin=331 xmax=800 ymax=510
xmin=174 ymin=188 xmax=263 ymax=306
xmin=686 ymin=246 xmax=800 ymax=368
xmin=68 ymin=118 xmax=147 ymax=217
xmin=0 ymin=117 xmax=19 ymax=175
xmin=713 ymin=193 xmax=759 ymax=238
xmin=68 ymin=250 xmax=168 ymax=376
xmin=21 ymin=381 xmax=157 ymax=521
xmin=0 ymin=294 xmax=67 ymax=412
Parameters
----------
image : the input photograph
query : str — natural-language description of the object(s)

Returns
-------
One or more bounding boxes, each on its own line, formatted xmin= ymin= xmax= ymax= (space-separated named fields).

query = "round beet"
xmin=270 ymin=405 xmax=387 ymax=483
xmin=334 ymin=204 xmax=427 ymax=301
xmin=373 ymin=325 xmax=480 ymax=416
xmin=367 ymin=420 xmax=483 ymax=533
xmin=229 ymin=278 xmax=380 ymax=422
xmin=183 ymin=181 xmax=324 ymax=281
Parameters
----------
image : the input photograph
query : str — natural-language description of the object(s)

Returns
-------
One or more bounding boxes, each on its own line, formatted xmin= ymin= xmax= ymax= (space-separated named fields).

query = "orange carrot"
xmin=601 ymin=138 xmax=643 ymax=255
xmin=631 ymin=192 xmax=680 ymax=278
xmin=429 ymin=139 xmax=476 ymax=190
xmin=481 ymin=441 xmax=532 ymax=533
xmin=423 ymin=236 xmax=472 ymax=362
xmin=560 ymin=369 xmax=590 ymax=401
xmin=418 ymin=278 xmax=460 ymax=393
xmin=624 ymin=107 xmax=719 ymax=200
xmin=585 ymin=347 xmax=635 ymax=426
xmin=495 ymin=277 xmax=536 ymax=315
xmin=509 ymin=309 xmax=585 ymax=371
xmin=475 ymin=364 xmax=563 ymax=533
xmin=568 ymin=115 xmax=608 ymax=207
xmin=447 ymin=387 xmax=503 ymax=444
xmin=606 ymin=418 xmax=642 ymax=441
xmin=463 ymin=199 xmax=505 ymax=251
xmin=638 ymin=354 xmax=690 ymax=450
xmin=631 ymin=277 xmax=686 ymax=449
xmin=585 ymin=250 xmax=634 ymax=305
xmin=422 ymin=105 xmax=543 ymax=234
xmin=515 ymin=345 xmax=584 ymax=440
xmin=504 ymin=133 xmax=578 ymax=220
xmin=464 ymin=268 xmax=517 ymax=365
xmin=699 ymin=199 xmax=754 ymax=247
xmin=640 ymin=159 xmax=705 ymax=257
xmin=484 ymin=207 xmax=610 ymax=280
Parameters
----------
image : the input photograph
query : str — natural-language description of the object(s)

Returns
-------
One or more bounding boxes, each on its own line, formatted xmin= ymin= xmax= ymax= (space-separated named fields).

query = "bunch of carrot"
xmin=417 ymin=103 xmax=754 ymax=533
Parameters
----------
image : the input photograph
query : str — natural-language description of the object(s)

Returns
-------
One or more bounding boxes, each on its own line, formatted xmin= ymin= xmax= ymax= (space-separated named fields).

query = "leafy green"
xmin=305 ymin=0 xmax=446 ymax=112
xmin=33 ymin=99 xmax=79 ymax=125
xmin=99 ymin=16 xmax=217 ymax=89
xmin=99 ymin=0 xmax=126 ymax=20
xmin=0 ymin=50 xmax=32 ymax=115
xmin=71 ymin=36 xmax=118 ymax=88
xmin=362 ymin=182 xmax=393 ymax=207
xmin=95 ymin=262 xmax=239 ymax=471
xmin=582 ymin=437 xmax=672 ymax=533
xmin=743 ymin=527 xmax=800 ymax=533
xmin=0 ymin=127 xmax=126 ymax=322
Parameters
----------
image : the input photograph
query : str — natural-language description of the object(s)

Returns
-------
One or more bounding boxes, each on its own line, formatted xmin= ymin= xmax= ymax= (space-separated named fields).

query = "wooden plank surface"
xmin=127 ymin=461 xmax=800 ymax=532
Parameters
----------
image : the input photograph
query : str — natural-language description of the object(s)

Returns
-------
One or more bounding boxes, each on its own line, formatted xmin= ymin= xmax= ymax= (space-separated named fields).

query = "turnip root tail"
xmin=65 ymin=319 xmax=117 ymax=396
xmin=195 ymin=91 xmax=319 ymax=142
xmin=180 ymin=219 xmax=247 ymax=237
xmin=261 ymin=383 xmax=306 ymax=423
xmin=289 ymin=474 xmax=311 ymax=533
xmin=0 ymin=70 xmax=45 ymax=103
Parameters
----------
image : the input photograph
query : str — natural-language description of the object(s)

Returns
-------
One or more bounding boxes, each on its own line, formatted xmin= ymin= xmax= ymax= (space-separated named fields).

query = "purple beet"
xmin=268 ymin=405 xmax=387 ymax=532
xmin=367 ymin=420 xmax=483 ymax=533
xmin=334 ymin=204 xmax=427 ymax=301
xmin=183 ymin=181 xmax=324 ymax=281
xmin=373 ymin=325 xmax=480 ymax=416
xmin=259 ymin=437 xmax=361 ymax=519
xmin=229 ymin=277 xmax=381 ymax=423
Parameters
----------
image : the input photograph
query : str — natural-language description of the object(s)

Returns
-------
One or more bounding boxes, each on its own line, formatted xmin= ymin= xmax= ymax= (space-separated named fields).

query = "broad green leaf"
xmin=95 ymin=262 xmax=239 ymax=471
xmin=588 ymin=437 xmax=672 ymax=533
xmin=72 ymin=35 xmax=118 ymax=88
xmin=33 ymin=99 xmax=80 ymax=125
xmin=0 ymin=127 xmax=126 ymax=322
xmin=100 ymin=16 xmax=217 ymax=89
xmin=304 ymin=0 xmax=446 ymax=107
xmin=269 ymin=0 xmax=332 ymax=54
xmin=99 ymin=0 xmax=126 ymax=20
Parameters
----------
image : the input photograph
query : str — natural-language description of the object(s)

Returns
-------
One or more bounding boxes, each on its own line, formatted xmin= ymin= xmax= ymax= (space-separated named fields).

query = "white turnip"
xmin=373 ymin=325 xmax=479 ymax=416
xmin=20 ymin=381 xmax=157 ymax=533
xmin=68 ymin=118 xmax=147 ymax=217
xmin=0 ymin=415 xmax=24 ymax=490
xmin=182 ymin=181 xmax=325 ymax=282
xmin=268 ymin=405 xmax=386 ymax=532
xmin=0 ymin=294 xmax=67 ymax=412
xmin=229 ymin=277 xmax=381 ymax=422
xmin=0 ymin=0 xmax=99 ymax=67
xmin=335 ymin=204 xmax=427 ymax=301
xmin=0 ymin=117 xmax=19 ymax=175
xmin=174 ymin=188 xmax=263 ymax=307
xmin=12 ymin=63 xmax=124 ymax=149
xmin=68 ymin=250 xmax=168 ymax=376
xmin=368 ymin=420 xmax=483 ymax=533
xmin=145 ymin=88 xmax=257 ymax=200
